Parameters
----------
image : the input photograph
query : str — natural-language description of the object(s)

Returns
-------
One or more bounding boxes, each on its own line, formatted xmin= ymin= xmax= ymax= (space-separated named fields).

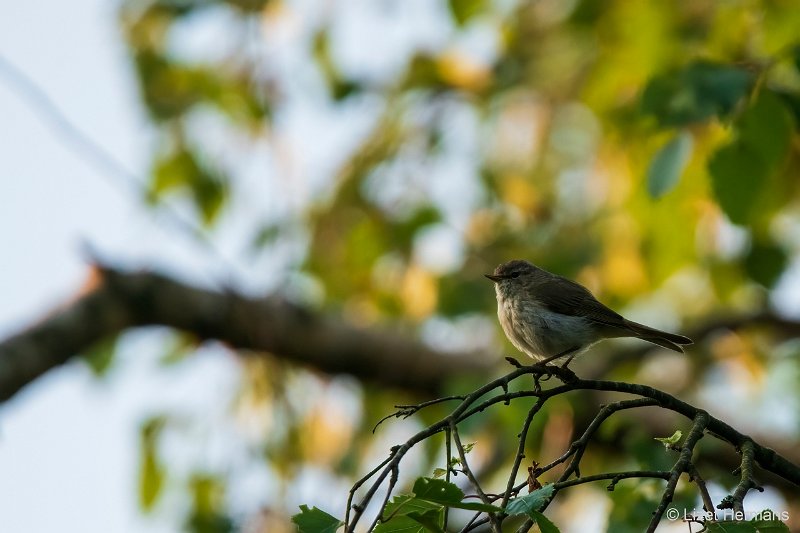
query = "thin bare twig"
xmin=367 ymin=462 xmax=400 ymax=532
xmin=687 ymin=463 xmax=715 ymax=515
xmin=345 ymin=453 xmax=395 ymax=529
xmin=501 ymin=398 xmax=547 ymax=508
xmin=451 ymin=421 xmax=500 ymax=532
xmin=372 ymin=395 xmax=468 ymax=433
xmin=550 ymin=398 xmax=660 ymax=481
xmin=555 ymin=470 xmax=672 ymax=491
xmin=444 ymin=426 xmax=453 ymax=530
xmin=460 ymin=515 xmax=490 ymax=533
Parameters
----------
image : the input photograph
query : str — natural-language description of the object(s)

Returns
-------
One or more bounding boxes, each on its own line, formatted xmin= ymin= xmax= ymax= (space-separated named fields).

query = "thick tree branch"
xmin=0 ymin=266 xmax=492 ymax=402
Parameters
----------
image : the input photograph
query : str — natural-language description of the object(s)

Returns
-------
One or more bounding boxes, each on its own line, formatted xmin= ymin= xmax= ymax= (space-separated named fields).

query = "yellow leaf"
xmin=401 ymin=264 xmax=438 ymax=319
xmin=500 ymin=174 xmax=540 ymax=214
xmin=437 ymin=50 xmax=490 ymax=92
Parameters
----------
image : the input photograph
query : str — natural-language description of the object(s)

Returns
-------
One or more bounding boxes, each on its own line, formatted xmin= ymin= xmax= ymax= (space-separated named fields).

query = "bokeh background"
xmin=2 ymin=0 xmax=800 ymax=531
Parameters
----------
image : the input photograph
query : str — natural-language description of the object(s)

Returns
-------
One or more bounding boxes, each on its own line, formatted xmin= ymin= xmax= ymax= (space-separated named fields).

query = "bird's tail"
xmin=622 ymin=320 xmax=693 ymax=353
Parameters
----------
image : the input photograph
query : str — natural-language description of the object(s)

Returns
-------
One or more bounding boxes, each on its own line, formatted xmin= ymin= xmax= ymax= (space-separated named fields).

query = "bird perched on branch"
xmin=485 ymin=260 xmax=692 ymax=367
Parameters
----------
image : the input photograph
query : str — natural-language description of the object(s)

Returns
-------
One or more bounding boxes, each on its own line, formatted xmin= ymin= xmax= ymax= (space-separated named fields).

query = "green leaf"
xmin=158 ymin=333 xmax=197 ymax=366
xmin=529 ymin=510 xmax=560 ymax=533
xmin=505 ymin=485 xmax=556 ymax=517
xmin=139 ymin=417 xmax=167 ymax=512
xmin=412 ymin=478 xmax=464 ymax=503
xmin=374 ymin=516 xmax=428 ymax=533
xmin=151 ymin=148 xmax=196 ymax=195
xmin=708 ymin=89 xmax=793 ymax=226
xmin=705 ymin=522 xmax=759 ymax=533
xmin=751 ymin=521 xmax=790 ymax=533
xmin=250 ymin=223 xmax=282 ymax=253
xmin=189 ymin=474 xmax=226 ymax=517
xmin=150 ymin=147 xmax=228 ymax=225
xmin=312 ymin=29 xmax=360 ymax=101
xmin=406 ymin=509 xmax=445 ymax=533
xmin=432 ymin=468 xmax=447 ymax=478
xmin=745 ymin=241 xmax=788 ymax=288
xmin=738 ymin=90 xmax=794 ymax=171
xmin=186 ymin=509 xmax=234 ymax=533
xmin=704 ymin=518 xmax=788 ymax=533
xmin=642 ymin=62 xmax=753 ymax=126
xmin=708 ymin=140 xmax=767 ymax=225
xmin=383 ymin=494 xmax=440 ymax=517
xmin=412 ymin=478 xmax=502 ymax=512
xmin=654 ymin=430 xmax=683 ymax=447
xmin=139 ymin=443 xmax=163 ymax=511
xmin=447 ymin=0 xmax=487 ymax=26
xmin=378 ymin=496 xmax=445 ymax=533
xmin=190 ymin=168 xmax=228 ymax=225
xmin=647 ymin=131 xmax=693 ymax=198
xmin=751 ymin=511 xmax=790 ymax=532
xmin=83 ymin=335 xmax=118 ymax=376
xmin=291 ymin=505 xmax=343 ymax=533
xmin=133 ymin=52 xmax=217 ymax=121
xmin=402 ymin=54 xmax=444 ymax=90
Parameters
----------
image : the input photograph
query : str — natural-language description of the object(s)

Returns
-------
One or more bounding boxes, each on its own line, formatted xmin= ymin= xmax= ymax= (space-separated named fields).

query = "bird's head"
xmin=484 ymin=260 xmax=541 ymax=289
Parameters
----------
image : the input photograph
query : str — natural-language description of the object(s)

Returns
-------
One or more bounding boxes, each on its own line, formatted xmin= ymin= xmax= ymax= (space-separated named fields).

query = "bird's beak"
xmin=484 ymin=274 xmax=504 ymax=283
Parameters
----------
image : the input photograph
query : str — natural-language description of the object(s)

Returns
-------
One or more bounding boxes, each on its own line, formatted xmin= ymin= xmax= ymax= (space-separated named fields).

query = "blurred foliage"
xmin=82 ymin=335 xmax=119 ymax=376
xmin=139 ymin=416 xmax=167 ymax=511
xmin=115 ymin=0 xmax=800 ymax=530
xmin=185 ymin=475 xmax=235 ymax=533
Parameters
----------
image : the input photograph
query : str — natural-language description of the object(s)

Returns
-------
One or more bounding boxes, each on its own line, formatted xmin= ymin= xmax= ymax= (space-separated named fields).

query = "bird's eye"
xmin=511 ymin=272 xmax=520 ymax=279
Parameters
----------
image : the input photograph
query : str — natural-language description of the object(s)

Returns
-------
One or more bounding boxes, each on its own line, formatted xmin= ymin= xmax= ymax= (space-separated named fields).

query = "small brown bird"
xmin=485 ymin=260 xmax=692 ymax=366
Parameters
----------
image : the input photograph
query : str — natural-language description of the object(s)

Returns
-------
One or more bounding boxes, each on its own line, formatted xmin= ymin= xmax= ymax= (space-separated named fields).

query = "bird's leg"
xmin=537 ymin=346 xmax=579 ymax=367
xmin=560 ymin=349 xmax=578 ymax=368
xmin=531 ymin=347 xmax=577 ymax=388
xmin=557 ymin=349 xmax=579 ymax=382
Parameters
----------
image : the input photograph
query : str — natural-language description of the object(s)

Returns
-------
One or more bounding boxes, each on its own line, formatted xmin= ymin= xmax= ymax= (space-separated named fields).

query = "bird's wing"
xmin=535 ymin=274 xmax=627 ymax=329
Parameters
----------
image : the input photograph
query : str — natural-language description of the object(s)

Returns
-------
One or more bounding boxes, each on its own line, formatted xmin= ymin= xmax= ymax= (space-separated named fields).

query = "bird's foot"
xmin=555 ymin=363 xmax=578 ymax=383
xmin=528 ymin=363 xmax=554 ymax=392
xmin=533 ymin=363 xmax=578 ymax=383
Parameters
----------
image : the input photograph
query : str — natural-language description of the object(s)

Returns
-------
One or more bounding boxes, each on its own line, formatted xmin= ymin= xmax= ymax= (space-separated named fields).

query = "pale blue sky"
xmin=0 ymin=1 xmax=244 ymax=531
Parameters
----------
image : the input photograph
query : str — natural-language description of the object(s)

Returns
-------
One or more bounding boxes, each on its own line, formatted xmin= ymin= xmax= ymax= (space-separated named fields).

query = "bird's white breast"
xmin=495 ymin=288 xmax=599 ymax=360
